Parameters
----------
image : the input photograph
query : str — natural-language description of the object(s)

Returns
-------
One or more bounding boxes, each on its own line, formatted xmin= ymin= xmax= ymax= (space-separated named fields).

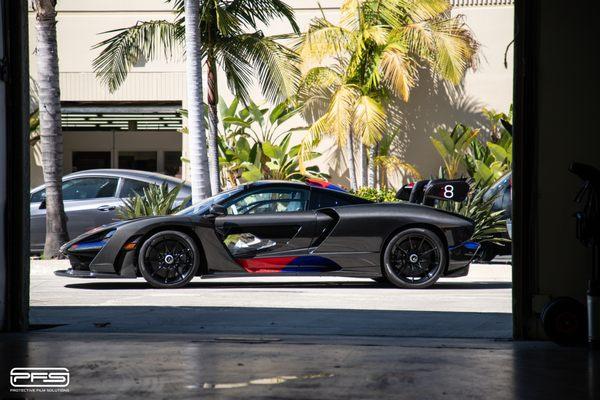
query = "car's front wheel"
xmin=383 ymin=228 xmax=446 ymax=289
xmin=138 ymin=230 xmax=200 ymax=288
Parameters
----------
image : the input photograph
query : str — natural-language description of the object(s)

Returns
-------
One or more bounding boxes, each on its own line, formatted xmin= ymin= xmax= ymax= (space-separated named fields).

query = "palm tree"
xmin=33 ymin=0 xmax=69 ymax=258
xmin=92 ymin=0 xmax=301 ymax=195
xmin=184 ymin=0 xmax=211 ymax=202
xmin=296 ymin=0 xmax=478 ymax=189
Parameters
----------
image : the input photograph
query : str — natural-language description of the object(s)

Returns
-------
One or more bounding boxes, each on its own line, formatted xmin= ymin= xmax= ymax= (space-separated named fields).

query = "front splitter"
xmin=54 ymin=269 xmax=137 ymax=279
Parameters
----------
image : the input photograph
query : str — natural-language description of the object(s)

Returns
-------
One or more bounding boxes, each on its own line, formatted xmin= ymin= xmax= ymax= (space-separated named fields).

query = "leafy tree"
xmin=296 ymin=0 xmax=478 ymax=190
xmin=92 ymin=0 xmax=301 ymax=194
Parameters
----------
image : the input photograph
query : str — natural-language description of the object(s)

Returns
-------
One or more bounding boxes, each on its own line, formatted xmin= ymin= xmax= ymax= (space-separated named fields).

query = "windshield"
xmin=176 ymin=186 xmax=243 ymax=216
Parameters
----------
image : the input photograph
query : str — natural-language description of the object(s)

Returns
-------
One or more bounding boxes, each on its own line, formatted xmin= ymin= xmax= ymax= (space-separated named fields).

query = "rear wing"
xmin=396 ymin=179 xmax=470 ymax=206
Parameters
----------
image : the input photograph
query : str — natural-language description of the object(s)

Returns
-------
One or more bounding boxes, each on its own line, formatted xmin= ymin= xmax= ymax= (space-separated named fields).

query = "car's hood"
xmin=60 ymin=217 xmax=160 ymax=252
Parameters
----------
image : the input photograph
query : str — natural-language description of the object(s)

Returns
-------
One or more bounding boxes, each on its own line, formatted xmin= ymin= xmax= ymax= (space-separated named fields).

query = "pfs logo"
xmin=10 ymin=368 xmax=70 ymax=390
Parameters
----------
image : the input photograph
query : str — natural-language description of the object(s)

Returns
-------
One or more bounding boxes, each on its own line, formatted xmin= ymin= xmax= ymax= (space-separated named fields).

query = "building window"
xmin=118 ymin=151 xmax=157 ymax=172
xmin=72 ymin=151 xmax=111 ymax=172
xmin=164 ymin=151 xmax=182 ymax=178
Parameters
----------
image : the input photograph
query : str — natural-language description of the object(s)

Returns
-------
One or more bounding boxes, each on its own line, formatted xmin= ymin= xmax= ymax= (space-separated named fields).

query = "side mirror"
xmin=208 ymin=204 xmax=226 ymax=217
xmin=39 ymin=199 xmax=47 ymax=210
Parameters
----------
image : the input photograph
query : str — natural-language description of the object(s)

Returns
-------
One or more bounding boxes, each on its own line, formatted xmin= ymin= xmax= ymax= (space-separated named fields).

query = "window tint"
xmin=61 ymin=178 xmax=118 ymax=200
xmin=31 ymin=178 xmax=119 ymax=202
xmin=225 ymin=188 xmax=309 ymax=215
xmin=120 ymin=179 xmax=154 ymax=198
xmin=30 ymin=189 xmax=46 ymax=203
xmin=311 ymin=190 xmax=367 ymax=209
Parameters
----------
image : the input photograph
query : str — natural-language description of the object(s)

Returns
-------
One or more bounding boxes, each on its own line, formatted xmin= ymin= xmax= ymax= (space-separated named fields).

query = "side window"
xmin=225 ymin=188 xmax=309 ymax=215
xmin=30 ymin=189 xmax=46 ymax=203
xmin=62 ymin=178 xmax=118 ymax=200
xmin=120 ymin=179 xmax=154 ymax=198
xmin=310 ymin=190 xmax=366 ymax=209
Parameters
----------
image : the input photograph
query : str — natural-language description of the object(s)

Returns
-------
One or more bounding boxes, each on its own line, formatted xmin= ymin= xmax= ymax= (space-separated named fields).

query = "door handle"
xmin=97 ymin=205 xmax=116 ymax=212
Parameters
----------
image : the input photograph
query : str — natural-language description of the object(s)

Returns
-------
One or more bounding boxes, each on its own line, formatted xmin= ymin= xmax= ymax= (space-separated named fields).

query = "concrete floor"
xmin=1 ymin=333 xmax=597 ymax=399
xmin=29 ymin=259 xmax=512 ymax=338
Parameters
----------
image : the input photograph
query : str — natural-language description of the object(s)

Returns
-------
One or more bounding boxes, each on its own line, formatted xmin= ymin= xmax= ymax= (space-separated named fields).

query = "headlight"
xmin=68 ymin=229 xmax=116 ymax=252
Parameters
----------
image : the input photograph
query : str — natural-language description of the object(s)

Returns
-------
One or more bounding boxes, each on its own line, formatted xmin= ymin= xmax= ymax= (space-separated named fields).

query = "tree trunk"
xmin=206 ymin=55 xmax=221 ymax=195
xmin=357 ymin=140 xmax=369 ymax=187
xmin=368 ymin=145 xmax=377 ymax=188
xmin=34 ymin=0 xmax=69 ymax=258
xmin=346 ymin=128 xmax=358 ymax=191
xmin=184 ymin=0 xmax=211 ymax=203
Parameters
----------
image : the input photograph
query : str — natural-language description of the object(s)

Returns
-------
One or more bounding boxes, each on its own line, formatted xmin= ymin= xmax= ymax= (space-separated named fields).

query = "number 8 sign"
xmin=443 ymin=185 xmax=455 ymax=199
xmin=424 ymin=180 xmax=470 ymax=203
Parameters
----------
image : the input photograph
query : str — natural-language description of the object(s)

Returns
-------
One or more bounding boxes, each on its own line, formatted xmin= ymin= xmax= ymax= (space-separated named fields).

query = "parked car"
xmin=479 ymin=172 xmax=512 ymax=261
xmin=30 ymin=169 xmax=191 ymax=253
xmin=56 ymin=180 xmax=480 ymax=289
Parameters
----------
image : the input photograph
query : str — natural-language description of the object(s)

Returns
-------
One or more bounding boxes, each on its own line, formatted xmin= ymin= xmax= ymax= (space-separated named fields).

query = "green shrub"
xmin=353 ymin=187 xmax=399 ymax=203
xmin=117 ymin=183 xmax=190 ymax=220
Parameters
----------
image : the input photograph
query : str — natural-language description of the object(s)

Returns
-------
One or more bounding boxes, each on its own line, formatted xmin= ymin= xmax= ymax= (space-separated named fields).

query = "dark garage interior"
xmin=2 ymin=0 xmax=600 ymax=398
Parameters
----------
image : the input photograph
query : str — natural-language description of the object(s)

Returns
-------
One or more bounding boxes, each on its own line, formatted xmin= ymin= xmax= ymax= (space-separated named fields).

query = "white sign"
xmin=10 ymin=367 xmax=70 ymax=390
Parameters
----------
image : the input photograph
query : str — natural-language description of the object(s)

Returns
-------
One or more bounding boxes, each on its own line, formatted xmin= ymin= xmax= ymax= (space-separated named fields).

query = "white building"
xmin=28 ymin=0 xmax=514 ymax=188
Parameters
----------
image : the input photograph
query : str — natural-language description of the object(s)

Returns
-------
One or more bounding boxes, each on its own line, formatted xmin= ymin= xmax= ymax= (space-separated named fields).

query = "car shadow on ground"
xmin=63 ymin=280 xmax=512 ymax=290
xmin=29 ymin=305 xmax=513 ymax=339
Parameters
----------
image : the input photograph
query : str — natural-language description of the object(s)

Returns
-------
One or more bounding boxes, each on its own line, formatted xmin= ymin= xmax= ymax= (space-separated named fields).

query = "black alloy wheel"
xmin=139 ymin=230 xmax=200 ymax=288
xmin=383 ymin=228 xmax=447 ymax=289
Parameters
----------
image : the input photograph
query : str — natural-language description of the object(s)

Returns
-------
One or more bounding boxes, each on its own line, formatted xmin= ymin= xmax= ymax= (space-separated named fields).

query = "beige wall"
xmin=29 ymin=0 xmax=514 ymax=189
xmin=28 ymin=0 xmax=185 ymax=102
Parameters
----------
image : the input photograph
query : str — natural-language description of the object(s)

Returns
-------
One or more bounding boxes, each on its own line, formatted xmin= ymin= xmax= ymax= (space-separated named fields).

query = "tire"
xmin=383 ymin=228 xmax=447 ymax=289
xmin=541 ymin=297 xmax=587 ymax=345
xmin=138 ymin=230 xmax=200 ymax=288
xmin=478 ymin=243 xmax=497 ymax=262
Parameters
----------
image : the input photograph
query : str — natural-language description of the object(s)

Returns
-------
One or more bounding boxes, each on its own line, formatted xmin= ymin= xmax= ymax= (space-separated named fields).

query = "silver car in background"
xmin=30 ymin=169 xmax=191 ymax=253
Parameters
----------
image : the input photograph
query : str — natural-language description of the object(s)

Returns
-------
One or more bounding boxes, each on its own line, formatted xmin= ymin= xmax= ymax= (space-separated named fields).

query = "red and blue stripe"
xmin=306 ymin=178 xmax=346 ymax=193
xmin=236 ymin=255 xmax=341 ymax=274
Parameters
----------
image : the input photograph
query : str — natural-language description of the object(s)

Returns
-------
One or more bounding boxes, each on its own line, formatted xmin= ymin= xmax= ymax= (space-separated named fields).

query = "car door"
xmin=30 ymin=177 xmax=121 ymax=251
xmin=214 ymin=187 xmax=317 ymax=271
xmin=30 ymin=188 xmax=48 ymax=252
xmin=62 ymin=177 xmax=121 ymax=238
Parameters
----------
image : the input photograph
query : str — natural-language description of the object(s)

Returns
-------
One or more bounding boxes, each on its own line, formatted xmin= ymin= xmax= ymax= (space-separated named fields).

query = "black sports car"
xmin=56 ymin=179 xmax=480 ymax=289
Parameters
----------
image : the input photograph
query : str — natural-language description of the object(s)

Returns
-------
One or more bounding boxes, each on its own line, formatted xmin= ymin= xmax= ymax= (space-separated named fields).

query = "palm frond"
xmin=374 ymin=155 xmax=422 ymax=180
xmin=324 ymin=84 xmax=361 ymax=144
xmin=296 ymin=66 xmax=342 ymax=104
xmin=299 ymin=114 xmax=329 ymax=173
xmin=379 ymin=42 xmax=416 ymax=101
xmin=226 ymin=0 xmax=300 ymax=34
xmin=402 ymin=16 xmax=479 ymax=84
xmin=233 ymin=32 xmax=301 ymax=104
xmin=295 ymin=18 xmax=353 ymax=64
xmin=340 ymin=0 xmax=363 ymax=31
xmin=92 ymin=20 xmax=183 ymax=92
xmin=370 ymin=0 xmax=449 ymax=29
xmin=353 ymin=95 xmax=386 ymax=146
xmin=363 ymin=24 xmax=390 ymax=46
xmin=216 ymin=40 xmax=255 ymax=103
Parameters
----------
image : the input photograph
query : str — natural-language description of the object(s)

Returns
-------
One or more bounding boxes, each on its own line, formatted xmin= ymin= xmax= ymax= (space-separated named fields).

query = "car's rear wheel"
xmin=383 ymin=228 xmax=446 ymax=289
xmin=138 ymin=230 xmax=200 ymax=288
